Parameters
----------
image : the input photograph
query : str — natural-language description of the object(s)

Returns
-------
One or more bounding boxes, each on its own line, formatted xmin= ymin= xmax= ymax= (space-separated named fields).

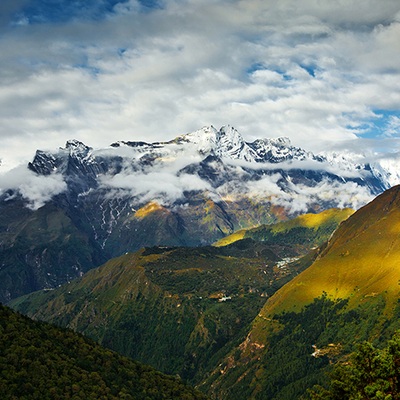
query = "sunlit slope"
xmin=214 ymin=208 xmax=354 ymax=248
xmin=261 ymin=185 xmax=400 ymax=317
xmin=203 ymin=186 xmax=400 ymax=399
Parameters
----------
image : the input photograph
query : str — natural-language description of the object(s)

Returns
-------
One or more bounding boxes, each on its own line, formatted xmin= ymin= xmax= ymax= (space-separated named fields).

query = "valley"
xmin=3 ymin=129 xmax=400 ymax=399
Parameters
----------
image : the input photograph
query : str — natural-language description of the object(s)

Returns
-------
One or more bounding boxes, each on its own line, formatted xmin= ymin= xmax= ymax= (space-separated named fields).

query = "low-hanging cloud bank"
xmin=0 ymin=166 xmax=67 ymax=210
xmin=98 ymin=156 xmax=376 ymax=214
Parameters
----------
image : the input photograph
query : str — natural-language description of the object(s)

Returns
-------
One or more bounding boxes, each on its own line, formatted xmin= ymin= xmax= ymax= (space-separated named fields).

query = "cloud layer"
xmin=0 ymin=166 xmax=66 ymax=209
xmin=0 ymin=0 xmax=400 ymax=169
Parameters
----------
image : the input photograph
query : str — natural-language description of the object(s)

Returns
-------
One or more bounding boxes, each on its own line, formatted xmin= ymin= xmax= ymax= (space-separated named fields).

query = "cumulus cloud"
xmin=0 ymin=166 xmax=66 ymax=209
xmin=0 ymin=0 xmax=399 ymax=169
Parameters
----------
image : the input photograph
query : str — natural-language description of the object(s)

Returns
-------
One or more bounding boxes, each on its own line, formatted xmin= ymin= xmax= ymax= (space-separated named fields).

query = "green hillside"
xmin=0 ymin=304 xmax=206 ymax=399
xmin=214 ymin=208 xmax=354 ymax=251
xmin=204 ymin=185 xmax=400 ymax=399
xmin=10 ymin=237 xmax=315 ymax=388
xmin=8 ymin=206 xmax=355 ymax=398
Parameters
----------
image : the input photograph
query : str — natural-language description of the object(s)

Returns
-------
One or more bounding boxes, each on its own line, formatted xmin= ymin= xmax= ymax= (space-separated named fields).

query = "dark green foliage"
xmin=310 ymin=331 xmax=400 ymax=399
xmin=209 ymin=293 xmax=396 ymax=400
xmin=0 ymin=303 xmax=207 ymax=399
xmin=10 ymin=243 xmax=304 ymax=389
xmin=211 ymin=295 xmax=345 ymax=400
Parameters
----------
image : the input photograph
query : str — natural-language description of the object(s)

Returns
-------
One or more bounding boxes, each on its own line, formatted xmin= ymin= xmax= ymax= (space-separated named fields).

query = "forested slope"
xmin=0 ymin=304 xmax=207 ymax=400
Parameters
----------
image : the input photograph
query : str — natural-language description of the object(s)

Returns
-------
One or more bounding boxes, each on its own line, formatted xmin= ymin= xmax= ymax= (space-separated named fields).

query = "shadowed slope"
xmin=0 ymin=304 xmax=206 ymax=399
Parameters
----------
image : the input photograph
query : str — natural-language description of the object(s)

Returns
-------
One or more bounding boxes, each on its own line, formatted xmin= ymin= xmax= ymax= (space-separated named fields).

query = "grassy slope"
xmin=11 ymin=242 xmax=308 ymax=386
xmin=260 ymin=186 xmax=400 ymax=317
xmin=206 ymin=185 xmax=400 ymax=399
xmin=214 ymin=208 xmax=354 ymax=249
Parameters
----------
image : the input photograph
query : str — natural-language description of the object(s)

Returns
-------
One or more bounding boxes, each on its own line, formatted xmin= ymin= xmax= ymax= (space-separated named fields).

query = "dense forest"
xmin=0 ymin=304 xmax=206 ymax=400
xmin=310 ymin=331 xmax=400 ymax=399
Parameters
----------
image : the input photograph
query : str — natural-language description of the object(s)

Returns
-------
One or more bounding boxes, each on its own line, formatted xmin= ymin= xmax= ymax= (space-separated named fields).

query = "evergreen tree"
xmin=310 ymin=332 xmax=400 ymax=399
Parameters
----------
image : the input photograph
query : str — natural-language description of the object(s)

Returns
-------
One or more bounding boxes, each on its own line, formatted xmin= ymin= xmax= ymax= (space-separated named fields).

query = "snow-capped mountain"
xmin=1 ymin=124 xmax=400 ymax=301
xmin=108 ymin=125 xmax=317 ymax=165
xmin=0 ymin=124 xmax=392 ymax=216
xmin=26 ymin=124 xmax=399 ymax=194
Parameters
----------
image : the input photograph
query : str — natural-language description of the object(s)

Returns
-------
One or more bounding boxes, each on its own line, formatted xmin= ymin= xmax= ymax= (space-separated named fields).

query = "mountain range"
xmin=4 ymin=124 xmax=400 ymax=397
xmin=11 ymin=184 xmax=400 ymax=399
xmin=1 ymin=125 xmax=399 ymax=302
xmin=10 ymin=207 xmax=351 ymax=391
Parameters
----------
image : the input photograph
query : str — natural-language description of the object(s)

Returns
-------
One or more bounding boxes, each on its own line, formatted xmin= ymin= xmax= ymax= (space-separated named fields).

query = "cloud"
xmin=100 ymin=170 xmax=212 ymax=204
xmin=98 ymin=150 xmax=212 ymax=204
xmin=0 ymin=166 xmax=67 ymax=209
xmin=0 ymin=0 xmax=400 ymax=170
xmin=224 ymin=156 xmax=366 ymax=179
xmin=244 ymin=175 xmax=373 ymax=214
xmin=384 ymin=116 xmax=400 ymax=137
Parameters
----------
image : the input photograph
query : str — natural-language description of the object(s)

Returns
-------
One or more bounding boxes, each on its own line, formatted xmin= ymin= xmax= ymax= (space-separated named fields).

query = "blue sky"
xmin=0 ymin=0 xmax=400 ymax=169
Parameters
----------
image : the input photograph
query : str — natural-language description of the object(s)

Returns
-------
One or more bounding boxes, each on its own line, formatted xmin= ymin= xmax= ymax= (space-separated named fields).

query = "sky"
xmin=0 ymin=0 xmax=400 ymax=170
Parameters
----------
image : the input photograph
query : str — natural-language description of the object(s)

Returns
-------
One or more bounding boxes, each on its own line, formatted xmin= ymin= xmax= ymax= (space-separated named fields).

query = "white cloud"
xmin=384 ymin=116 xmax=400 ymax=137
xmin=0 ymin=0 xmax=400 ymax=170
xmin=100 ymin=169 xmax=212 ymax=205
xmin=244 ymin=174 xmax=373 ymax=214
xmin=0 ymin=166 xmax=67 ymax=209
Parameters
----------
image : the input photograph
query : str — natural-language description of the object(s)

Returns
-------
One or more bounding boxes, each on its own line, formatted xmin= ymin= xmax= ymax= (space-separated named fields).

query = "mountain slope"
xmin=214 ymin=208 xmax=354 ymax=249
xmin=205 ymin=184 xmax=400 ymax=399
xmin=0 ymin=200 xmax=105 ymax=302
xmin=261 ymin=184 xmax=400 ymax=315
xmin=0 ymin=125 xmax=397 ymax=301
xmin=0 ymin=304 xmax=206 ymax=400
xmin=10 ymin=230 xmax=322 ymax=387
xmin=8 ymin=207 xmax=353 ymax=397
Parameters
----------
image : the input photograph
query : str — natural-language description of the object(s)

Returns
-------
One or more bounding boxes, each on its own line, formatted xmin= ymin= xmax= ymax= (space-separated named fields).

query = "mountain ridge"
xmin=9 ymin=207 xmax=350 ymax=391
xmin=261 ymin=184 xmax=400 ymax=316
xmin=0 ymin=125 xmax=398 ymax=301
xmin=201 ymin=184 xmax=400 ymax=399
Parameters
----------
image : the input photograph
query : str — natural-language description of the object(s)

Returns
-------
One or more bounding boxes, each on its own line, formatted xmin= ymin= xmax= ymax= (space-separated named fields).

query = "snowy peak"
xmin=28 ymin=150 xmax=58 ymax=175
xmin=62 ymin=139 xmax=92 ymax=159
xmin=214 ymin=125 xmax=257 ymax=161
xmin=249 ymin=136 xmax=313 ymax=163
xmin=174 ymin=125 xmax=256 ymax=161
xmin=176 ymin=125 xmax=219 ymax=154
xmin=175 ymin=125 xmax=315 ymax=163
xmin=22 ymin=125 xmax=400 ymax=212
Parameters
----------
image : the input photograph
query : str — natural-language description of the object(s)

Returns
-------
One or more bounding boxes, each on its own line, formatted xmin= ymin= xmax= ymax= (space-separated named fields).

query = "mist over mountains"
xmin=4 ymin=125 xmax=400 ymax=399
xmin=0 ymin=125 xmax=399 ymax=302
xmin=1 ymin=125 xmax=398 ymax=211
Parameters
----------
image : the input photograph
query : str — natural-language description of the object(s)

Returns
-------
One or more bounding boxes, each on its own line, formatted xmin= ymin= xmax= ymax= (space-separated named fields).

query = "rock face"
xmin=0 ymin=125 xmax=399 ymax=301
